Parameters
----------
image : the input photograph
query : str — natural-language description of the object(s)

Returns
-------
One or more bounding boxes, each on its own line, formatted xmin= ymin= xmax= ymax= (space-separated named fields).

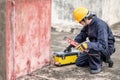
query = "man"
xmin=64 ymin=7 xmax=115 ymax=74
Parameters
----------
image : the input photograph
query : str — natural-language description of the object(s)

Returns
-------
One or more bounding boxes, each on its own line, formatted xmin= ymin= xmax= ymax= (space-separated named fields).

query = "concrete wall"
xmin=0 ymin=0 xmax=6 ymax=80
xmin=102 ymin=0 xmax=120 ymax=25
xmin=52 ymin=0 xmax=120 ymax=26
xmin=6 ymin=0 xmax=51 ymax=80
xmin=0 ymin=0 xmax=52 ymax=80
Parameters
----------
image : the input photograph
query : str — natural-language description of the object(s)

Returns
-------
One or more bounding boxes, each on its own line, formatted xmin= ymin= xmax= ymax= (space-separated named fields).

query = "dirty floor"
xmin=17 ymin=27 xmax=120 ymax=80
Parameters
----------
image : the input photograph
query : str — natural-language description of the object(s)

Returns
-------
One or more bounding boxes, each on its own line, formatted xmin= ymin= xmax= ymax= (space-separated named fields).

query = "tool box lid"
xmin=53 ymin=50 xmax=81 ymax=57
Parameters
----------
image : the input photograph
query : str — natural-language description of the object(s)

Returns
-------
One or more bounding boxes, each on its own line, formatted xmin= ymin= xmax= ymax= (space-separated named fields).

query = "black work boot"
xmin=102 ymin=55 xmax=114 ymax=68
xmin=107 ymin=58 xmax=114 ymax=68
xmin=90 ymin=67 xmax=102 ymax=74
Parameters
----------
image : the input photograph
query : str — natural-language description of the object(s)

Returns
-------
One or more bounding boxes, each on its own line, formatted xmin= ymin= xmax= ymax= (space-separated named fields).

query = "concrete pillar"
xmin=0 ymin=0 xmax=6 ymax=80
xmin=0 ymin=0 xmax=52 ymax=80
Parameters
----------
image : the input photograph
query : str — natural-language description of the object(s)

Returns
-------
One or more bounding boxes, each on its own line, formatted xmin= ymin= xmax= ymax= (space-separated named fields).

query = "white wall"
xmin=102 ymin=0 xmax=120 ymax=25
xmin=52 ymin=0 xmax=120 ymax=26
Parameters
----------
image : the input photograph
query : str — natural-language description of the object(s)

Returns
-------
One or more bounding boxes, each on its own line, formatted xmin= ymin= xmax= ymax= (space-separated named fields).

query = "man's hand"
xmin=76 ymin=42 xmax=88 ymax=52
xmin=64 ymin=45 xmax=74 ymax=52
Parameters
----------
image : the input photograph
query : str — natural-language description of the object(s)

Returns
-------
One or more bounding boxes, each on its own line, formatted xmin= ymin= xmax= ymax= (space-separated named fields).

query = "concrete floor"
xmin=17 ymin=26 xmax=120 ymax=80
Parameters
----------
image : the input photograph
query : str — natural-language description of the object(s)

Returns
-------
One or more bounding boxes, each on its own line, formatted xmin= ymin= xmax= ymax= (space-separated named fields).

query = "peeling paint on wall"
xmin=6 ymin=0 xmax=51 ymax=80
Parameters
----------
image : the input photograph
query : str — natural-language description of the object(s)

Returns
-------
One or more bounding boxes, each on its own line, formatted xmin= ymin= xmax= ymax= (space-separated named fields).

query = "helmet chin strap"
xmin=86 ymin=11 xmax=91 ymax=18
xmin=84 ymin=11 xmax=91 ymax=25
xmin=83 ymin=18 xmax=88 ymax=26
xmin=82 ymin=12 xmax=92 ymax=26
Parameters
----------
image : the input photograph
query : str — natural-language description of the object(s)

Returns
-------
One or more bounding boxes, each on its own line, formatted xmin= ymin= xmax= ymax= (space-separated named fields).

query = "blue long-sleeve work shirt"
xmin=74 ymin=15 xmax=115 ymax=55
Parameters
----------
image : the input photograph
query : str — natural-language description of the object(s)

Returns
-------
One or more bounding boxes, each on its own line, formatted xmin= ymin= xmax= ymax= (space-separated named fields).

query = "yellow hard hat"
xmin=73 ymin=7 xmax=89 ymax=22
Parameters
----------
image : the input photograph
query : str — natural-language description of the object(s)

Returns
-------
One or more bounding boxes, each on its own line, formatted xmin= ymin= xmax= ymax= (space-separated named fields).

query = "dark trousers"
xmin=76 ymin=51 xmax=102 ymax=70
xmin=75 ymin=45 xmax=115 ymax=70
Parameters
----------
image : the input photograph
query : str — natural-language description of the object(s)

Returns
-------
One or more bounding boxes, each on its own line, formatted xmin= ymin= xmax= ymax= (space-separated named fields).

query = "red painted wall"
xmin=6 ymin=0 xmax=52 ymax=80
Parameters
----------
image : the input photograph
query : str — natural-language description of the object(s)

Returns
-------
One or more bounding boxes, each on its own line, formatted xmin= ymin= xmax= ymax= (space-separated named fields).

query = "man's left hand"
xmin=76 ymin=42 xmax=88 ymax=52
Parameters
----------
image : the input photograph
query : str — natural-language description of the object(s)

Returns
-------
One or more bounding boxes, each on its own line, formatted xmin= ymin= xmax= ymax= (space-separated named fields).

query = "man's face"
xmin=79 ymin=20 xmax=87 ymax=27
xmin=79 ymin=19 xmax=90 ymax=27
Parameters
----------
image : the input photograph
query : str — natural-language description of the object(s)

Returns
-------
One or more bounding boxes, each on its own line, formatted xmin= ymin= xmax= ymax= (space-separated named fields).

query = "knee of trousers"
xmin=75 ymin=60 xmax=85 ymax=67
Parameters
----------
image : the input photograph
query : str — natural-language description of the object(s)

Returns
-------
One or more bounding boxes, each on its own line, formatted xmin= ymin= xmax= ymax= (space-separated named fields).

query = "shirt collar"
xmin=89 ymin=15 xmax=97 ymax=25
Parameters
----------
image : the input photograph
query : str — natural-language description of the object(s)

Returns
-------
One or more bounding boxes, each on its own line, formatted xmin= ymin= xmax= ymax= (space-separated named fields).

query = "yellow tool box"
xmin=53 ymin=50 xmax=81 ymax=66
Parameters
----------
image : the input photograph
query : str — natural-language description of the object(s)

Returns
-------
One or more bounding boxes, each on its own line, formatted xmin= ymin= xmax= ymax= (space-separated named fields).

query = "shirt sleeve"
xmin=74 ymin=27 xmax=88 ymax=43
xmin=87 ymin=23 xmax=108 ymax=52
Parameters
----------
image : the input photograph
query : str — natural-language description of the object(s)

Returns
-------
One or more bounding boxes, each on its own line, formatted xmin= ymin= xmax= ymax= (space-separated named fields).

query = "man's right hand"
xmin=64 ymin=45 xmax=74 ymax=52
